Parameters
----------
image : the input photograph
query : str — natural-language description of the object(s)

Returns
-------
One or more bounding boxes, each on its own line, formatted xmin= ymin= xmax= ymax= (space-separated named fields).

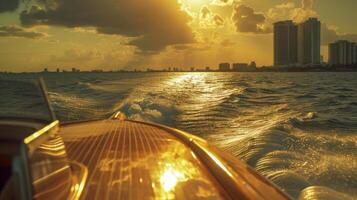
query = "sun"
xmin=191 ymin=0 xmax=207 ymax=5
xmin=180 ymin=0 xmax=210 ymax=9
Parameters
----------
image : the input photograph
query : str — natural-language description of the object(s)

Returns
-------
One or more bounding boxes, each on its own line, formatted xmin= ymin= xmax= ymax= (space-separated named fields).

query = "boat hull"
xmin=60 ymin=119 xmax=290 ymax=200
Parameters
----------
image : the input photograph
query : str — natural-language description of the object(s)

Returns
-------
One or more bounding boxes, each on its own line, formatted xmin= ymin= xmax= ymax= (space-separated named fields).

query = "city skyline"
xmin=274 ymin=17 xmax=321 ymax=66
xmin=1 ymin=0 xmax=357 ymax=72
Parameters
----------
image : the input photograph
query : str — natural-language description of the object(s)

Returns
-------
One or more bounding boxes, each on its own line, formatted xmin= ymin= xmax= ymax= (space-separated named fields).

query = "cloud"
xmin=19 ymin=0 xmax=195 ymax=53
xmin=321 ymin=23 xmax=357 ymax=45
xmin=0 ymin=25 xmax=46 ymax=39
xmin=50 ymin=49 xmax=102 ymax=63
xmin=213 ymin=14 xmax=224 ymax=26
xmin=199 ymin=6 xmax=224 ymax=27
xmin=340 ymin=35 xmax=357 ymax=43
xmin=266 ymin=0 xmax=317 ymax=23
xmin=232 ymin=5 xmax=269 ymax=34
xmin=266 ymin=3 xmax=295 ymax=22
xmin=172 ymin=43 xmax=211 ymax=51
xmin=210 ymin=0 xmax=234 ymax=6
xmin=201 ymin=6 xmax=211 ymax=19
xmin=290 ymin=0 xmax=317 ymax=23
xmin=47 ymin=46 xmax=136 ymax=70
xmin=321 ymin=24 xmax=339 ymax=45
xmin=220 ymin=39 xmax=235 ymax=47
xmin=265 ymin=0 xmax=357 ymax=45
xmin=0 ymin=0 xmax=19 ymax=12
xmin=302 ymin=0 xmax=313 ymax=9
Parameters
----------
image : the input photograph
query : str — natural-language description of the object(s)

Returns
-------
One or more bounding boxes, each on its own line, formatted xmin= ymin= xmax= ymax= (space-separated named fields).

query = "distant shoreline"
xmin=1 ymin=66 xmax=357 ymax=74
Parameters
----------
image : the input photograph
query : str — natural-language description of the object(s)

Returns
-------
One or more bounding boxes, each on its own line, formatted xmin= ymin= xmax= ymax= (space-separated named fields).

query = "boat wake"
xmin=209 ymin=113 xmax=357 ymax=199
xmin=104 ymin=73 xmax=357 ymax=199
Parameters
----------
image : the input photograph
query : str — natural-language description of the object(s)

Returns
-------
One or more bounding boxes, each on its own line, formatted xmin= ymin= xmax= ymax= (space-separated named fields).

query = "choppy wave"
xmin=2 ymin=72 xmax=357 ymax=199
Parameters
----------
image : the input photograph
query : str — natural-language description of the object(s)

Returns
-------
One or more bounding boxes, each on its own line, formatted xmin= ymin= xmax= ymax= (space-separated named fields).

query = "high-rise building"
xmin=328 ymin=42 xmax=339 ymax=65
xmin=274 ymin=18 xmax=321 ymax=66
xmin=232 ymin=63 xmax=248 ymax=71
xmin=346 ymin=42 xmax=355 ymax=65
xmin=298 ymin=18 xmax=321 ymax=65
xmin=329 ymin=40 xmax=357 ymax=65
xmin=353 ymin=43 xmax=357 ymax=64
xmin=274 ymin=20 xmax=298 ymax=66
xmin=219 ymin=63 xmax=230 ymax=71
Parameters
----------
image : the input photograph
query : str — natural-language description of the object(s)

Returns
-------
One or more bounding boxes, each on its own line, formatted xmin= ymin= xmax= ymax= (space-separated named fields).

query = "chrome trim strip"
xmin=24 ymin=120 xmax=59 ymax=154
xmin=69 ymin=161 xmax=88 ymax=200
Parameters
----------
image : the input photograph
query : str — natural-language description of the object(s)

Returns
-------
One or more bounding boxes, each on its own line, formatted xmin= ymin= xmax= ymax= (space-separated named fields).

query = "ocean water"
xmin=1 ymin=72 xmax=357 ymax=199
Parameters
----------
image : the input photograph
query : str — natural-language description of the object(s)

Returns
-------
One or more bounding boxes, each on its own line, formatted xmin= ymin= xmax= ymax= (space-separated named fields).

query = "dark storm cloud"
xmin=232 ymin=5 xmax=268 ymax=34
xmin=0 ymin=25 xmax=45 ymax=39
xmin=0 ymin=0 xmax=20 ymax=12
xmin=19 ymin=0 xmax=195 ymax=52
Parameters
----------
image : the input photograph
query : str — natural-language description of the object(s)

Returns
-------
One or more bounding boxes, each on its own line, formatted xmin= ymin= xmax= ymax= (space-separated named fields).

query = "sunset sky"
xmin=0 ymin=0 xmax=356 ymax=72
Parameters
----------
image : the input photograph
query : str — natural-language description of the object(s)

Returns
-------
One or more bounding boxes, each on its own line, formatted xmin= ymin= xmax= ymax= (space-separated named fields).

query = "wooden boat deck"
xmin=60 ymin=120 xmax=227 ymax=200
xmin=60 ymin=119 xmax=290 ymax=200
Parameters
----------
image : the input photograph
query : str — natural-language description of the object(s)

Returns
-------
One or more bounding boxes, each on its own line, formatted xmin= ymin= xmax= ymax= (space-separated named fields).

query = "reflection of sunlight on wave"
xmin=168 ymin=74 xmax=226 ymax=103
xmin=207 ymin=104 xmax=294 ymax=145
xmin=77 ymin=81 xmax=129 ymax=93
xmin=49 ymin=92 xmax=94 ymax=106
xmin=299 ymin=186 xmax=354 ymax=200
xmin=49 ymin=91 xmax=110 ymax=121
xmin=208 ymin=111 xmax=357 ymax=199
xmin=118 ymin=73 xmax=243 ymax=126
xmin=166 ymin=73 xmax=247 ymax=129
